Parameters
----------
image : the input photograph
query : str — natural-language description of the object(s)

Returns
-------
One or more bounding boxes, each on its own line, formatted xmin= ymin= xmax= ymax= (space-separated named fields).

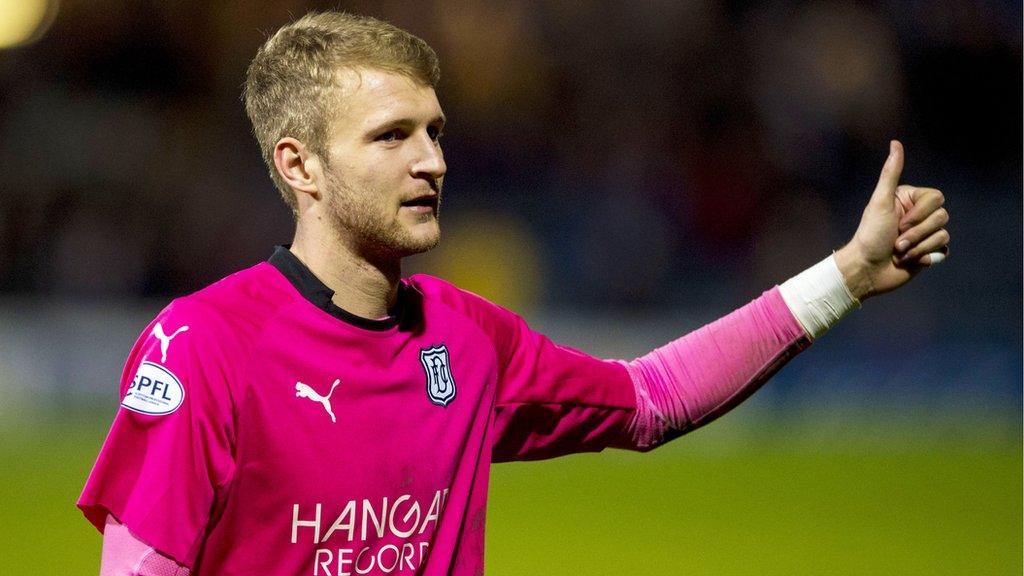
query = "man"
xmin=78 ymin=11 xmax=950 ymax=576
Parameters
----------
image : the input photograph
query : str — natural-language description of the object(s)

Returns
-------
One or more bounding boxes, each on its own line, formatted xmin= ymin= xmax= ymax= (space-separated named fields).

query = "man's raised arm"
xmin=623 ymin=140 xmax=949 ymax=448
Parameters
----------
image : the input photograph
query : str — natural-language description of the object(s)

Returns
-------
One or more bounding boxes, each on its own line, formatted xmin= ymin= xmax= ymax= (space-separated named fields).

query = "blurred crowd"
xmin=0 ymin=0 xmax=1019 ymax=336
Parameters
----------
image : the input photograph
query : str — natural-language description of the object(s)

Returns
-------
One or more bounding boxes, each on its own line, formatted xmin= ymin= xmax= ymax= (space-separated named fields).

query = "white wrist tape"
xmin=778 ymin=254 xmax=860 ymax=340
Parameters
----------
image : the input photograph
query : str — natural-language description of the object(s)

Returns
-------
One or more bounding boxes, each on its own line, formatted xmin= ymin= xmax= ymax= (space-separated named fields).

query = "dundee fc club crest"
xmin=420 ymin=344 xmax=456 ymax=407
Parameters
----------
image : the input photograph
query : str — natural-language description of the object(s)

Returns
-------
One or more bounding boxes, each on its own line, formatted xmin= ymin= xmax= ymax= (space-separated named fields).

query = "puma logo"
xmin=151 ymin=322 xmax=189 ymax=363
xmin=295 ymin=379 xmax=341 ymax=423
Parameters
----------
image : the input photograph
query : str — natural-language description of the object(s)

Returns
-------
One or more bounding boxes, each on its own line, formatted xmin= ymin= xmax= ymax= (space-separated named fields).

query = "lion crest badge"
xmin=420 ymin=344 xmax=456 ymax=407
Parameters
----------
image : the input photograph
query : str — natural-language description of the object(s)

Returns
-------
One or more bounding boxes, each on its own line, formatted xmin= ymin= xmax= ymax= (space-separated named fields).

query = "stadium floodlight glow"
xmin=0 ymin=0 xmax=58 ymax=50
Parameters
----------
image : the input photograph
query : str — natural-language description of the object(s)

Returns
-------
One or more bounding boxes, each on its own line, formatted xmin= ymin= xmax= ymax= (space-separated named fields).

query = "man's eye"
xmin=428 ymin=126 xmax=444 ymax=141
xmin=376 ymin=130 xmax=404 ymax=142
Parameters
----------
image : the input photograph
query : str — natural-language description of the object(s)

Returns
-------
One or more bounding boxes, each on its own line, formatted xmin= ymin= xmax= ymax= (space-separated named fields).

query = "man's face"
xmin=319 ymin=67 xmax=447 ymax=260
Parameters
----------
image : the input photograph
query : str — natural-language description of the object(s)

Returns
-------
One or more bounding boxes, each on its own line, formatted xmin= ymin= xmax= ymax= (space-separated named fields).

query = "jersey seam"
xmin=132 ymin=548 xmax=156 ymax=575
xmin=177 ymin=296 xmax=257 ymax=493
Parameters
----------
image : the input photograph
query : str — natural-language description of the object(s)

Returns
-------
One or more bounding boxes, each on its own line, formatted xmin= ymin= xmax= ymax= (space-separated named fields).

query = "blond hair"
xmin=243 ymin=12 xmax=441 ymax=212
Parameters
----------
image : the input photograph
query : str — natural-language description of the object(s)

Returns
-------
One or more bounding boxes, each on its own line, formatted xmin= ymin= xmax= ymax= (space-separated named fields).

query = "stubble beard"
xmin=323 ymin=171 xmax=441 ymax=263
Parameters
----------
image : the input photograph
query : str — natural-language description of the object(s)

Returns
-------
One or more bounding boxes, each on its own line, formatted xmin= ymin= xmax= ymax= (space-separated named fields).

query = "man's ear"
xmin=274 ymin=137 xmax=322 ymax=200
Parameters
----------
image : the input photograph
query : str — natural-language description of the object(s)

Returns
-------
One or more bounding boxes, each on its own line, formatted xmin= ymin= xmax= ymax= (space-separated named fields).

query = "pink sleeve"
xmin=78 ymin=300 xmax=236 ymax=568
xmin=101 ymin=515 xmax=190 ymax=576
xmin=489 ymin=309 xmax=639 ymax=462
xmin=622 ymin=287 xmax=810 ymax=448
xmin=416 ymin=277 xmax=809 ymax=461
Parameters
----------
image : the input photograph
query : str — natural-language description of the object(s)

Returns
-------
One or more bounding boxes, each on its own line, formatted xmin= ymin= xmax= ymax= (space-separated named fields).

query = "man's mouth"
xmin=400 ymin=194 xmax=439 ymax=212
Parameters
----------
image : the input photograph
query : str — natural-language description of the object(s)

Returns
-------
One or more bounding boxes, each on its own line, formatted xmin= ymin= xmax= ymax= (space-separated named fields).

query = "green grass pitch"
xmin=2 ymin=414 xmax=1019 ymax=574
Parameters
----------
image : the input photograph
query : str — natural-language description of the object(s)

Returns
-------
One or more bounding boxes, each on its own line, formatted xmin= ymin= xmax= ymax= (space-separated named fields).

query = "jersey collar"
xmin=267 ymin=245 xmax=404 ymax=331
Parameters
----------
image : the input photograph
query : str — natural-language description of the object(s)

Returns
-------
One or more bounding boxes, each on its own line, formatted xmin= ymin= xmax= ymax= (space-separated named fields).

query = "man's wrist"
xmin=833 ymin=243 xmax=874 ymax=301
xmin=778 ymin=254 xmax=861 ymax=340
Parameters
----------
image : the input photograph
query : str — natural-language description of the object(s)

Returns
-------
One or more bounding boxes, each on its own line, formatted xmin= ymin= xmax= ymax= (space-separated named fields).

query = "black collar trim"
xmin=268 ymin=245 xmax=402 ymax=331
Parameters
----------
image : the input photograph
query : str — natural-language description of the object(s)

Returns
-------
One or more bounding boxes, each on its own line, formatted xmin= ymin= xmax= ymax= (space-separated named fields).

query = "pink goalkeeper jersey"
xmin=79 ymin=247 xmax=643 ymax=575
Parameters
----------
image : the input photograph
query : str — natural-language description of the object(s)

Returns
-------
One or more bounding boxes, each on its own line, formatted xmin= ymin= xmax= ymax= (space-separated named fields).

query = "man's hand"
xmin=834 ymin=140 xmax=950 ymax=301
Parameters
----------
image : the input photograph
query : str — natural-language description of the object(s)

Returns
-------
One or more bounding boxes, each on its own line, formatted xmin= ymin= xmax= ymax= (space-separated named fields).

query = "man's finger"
xmin=870 ymin=140 xmax=904 ymax=208
xmin=898 ymin=187 xmax=945 ymax=232
xmin=895 ymin=185 xmax=916 ymax=215
xmin=898 ymin=228 xmax=950 ymax=262
xmin=896 ymin=208 xmax=949 ymax=251
xmin=926 ymin=246 xmax=949 ymax=265
xmin=914 ymin=246 xmax=948 ymax=267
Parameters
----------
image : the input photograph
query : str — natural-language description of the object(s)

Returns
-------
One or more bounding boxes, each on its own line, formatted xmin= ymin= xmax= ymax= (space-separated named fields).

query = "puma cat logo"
xmin=295 ymin=379 xmax=341 ymax=423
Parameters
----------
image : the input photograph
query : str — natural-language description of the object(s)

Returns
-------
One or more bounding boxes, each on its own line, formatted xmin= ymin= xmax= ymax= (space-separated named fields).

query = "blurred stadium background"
xmin=0 ymin=0 xmax=1019 ymax=573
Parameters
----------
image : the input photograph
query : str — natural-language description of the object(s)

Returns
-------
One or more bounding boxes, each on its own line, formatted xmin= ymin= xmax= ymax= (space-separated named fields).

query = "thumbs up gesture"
xmin=833 ymin=141 xmax=950 ymax=301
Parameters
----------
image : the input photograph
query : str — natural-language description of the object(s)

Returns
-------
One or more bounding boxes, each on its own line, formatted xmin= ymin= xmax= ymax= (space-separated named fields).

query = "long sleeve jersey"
xmin=79 ymin=246 xmax=810 ymax=575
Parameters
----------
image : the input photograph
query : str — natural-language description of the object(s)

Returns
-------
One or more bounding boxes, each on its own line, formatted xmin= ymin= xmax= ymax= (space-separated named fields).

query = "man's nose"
xmin=411 ymin=134 xmax=446 ymax=182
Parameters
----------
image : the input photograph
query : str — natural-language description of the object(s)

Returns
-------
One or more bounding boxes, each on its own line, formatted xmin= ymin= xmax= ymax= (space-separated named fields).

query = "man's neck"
xmin=289 ymin=229 xmax=401 ymax=320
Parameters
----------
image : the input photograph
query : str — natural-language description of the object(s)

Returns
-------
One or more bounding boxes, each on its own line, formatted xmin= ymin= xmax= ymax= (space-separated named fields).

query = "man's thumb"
xmin=870 ymin=140 xmax=904 ymax=207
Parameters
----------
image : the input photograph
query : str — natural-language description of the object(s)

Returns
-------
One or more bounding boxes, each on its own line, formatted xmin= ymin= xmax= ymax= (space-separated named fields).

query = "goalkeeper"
xmin=78 ymin=11 xmax=950 ymax=576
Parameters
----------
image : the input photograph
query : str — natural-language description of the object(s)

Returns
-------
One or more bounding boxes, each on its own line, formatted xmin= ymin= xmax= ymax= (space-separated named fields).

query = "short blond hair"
xmin=243 ymin=12 xmax=441 ymax=212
